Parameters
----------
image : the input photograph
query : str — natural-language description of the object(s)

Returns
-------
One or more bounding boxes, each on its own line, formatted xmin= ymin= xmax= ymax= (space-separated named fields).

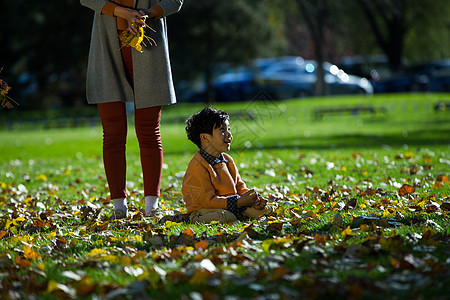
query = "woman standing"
xmin=80 ymin=0 xmax=183 ymax=218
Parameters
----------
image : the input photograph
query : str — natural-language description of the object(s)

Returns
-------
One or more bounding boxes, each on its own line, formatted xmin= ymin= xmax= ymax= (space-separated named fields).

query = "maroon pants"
xmin=97 ymin=41 xmax=162 ymax=199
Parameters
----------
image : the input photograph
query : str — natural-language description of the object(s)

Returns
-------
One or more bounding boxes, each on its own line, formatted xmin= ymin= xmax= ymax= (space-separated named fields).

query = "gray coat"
xmin=80 ymin=0 xmax=183 ymax=109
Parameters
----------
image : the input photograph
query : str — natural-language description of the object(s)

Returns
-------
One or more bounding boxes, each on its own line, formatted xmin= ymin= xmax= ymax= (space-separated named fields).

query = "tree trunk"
xmin=296 ymin=0 xmax=328 ymax=96
xmin=357 ymin=0 xmax=407 ymax=71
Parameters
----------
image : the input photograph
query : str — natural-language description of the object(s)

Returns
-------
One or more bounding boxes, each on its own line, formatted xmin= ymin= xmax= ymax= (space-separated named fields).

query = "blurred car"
xmin=339 ymin=55 xmax=392 ymax=82
xmin=374 ymin=59 xmax=450 ymax=93
xmin=213 ymin=56 xmax=373 ymax=102
xmin=212 ymin=56 xmax=303 ymax=102
xmin=428 ymin=66 xmax=450 ymax=92
xmin=258 ymin=59 xmax=373 ymax=99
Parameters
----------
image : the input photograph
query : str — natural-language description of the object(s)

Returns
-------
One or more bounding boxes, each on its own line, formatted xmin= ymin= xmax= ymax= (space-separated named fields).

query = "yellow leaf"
xmin=404 ymin=152 xmax=414 ymax=159
xmin=120 ymin=256 xmax=132 ymax=266
xmin=36 ymin=174 xmax=47 ymax=181
xmin=5 ymin=220 xmax=13 ymax=229
xmin=262 ymin=239 xmax=274 ymax=252
xmin=383 ymin=207 xmax=396 ymax=218
xmin=87 ymin=248 xmax=108 ymax=256
xmin=417 ymin=201 xmax=426 ymax=208
xmin=10 ymin=235 xmax=32 ymax=244
xmin=24 ymin=245 xmax=41 ymax=260
xmin=47 ymin=280 xmax=60 ymax=293
xmin=37 ymin=263 xmax=46 ymax=271
xmin=126 ymin=235 xmax=143 ymax=243
xmin=359 ymin=224 xmax=370 ymax=232
xmin=165 ymin=221 xmax=182 ymax=228
xmin=47 ymin=232 xmax=57 ymax=240
xmin=13 ymin=216 xmax=25 ymax=225
xmin=341 ymin=226 xmax=353 ymax=236
xmin=99 ymin=254 xmax=119 ymax=263
xmin=109 ymin=236 xmax=123 ymax=242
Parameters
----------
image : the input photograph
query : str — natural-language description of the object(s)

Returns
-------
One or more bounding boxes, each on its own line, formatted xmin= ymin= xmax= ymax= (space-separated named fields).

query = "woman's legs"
xmin=99 ymin=38 xmax=162 ymax=216
xmin=134 ymin=105 xmax=163 ymax=214
xmin=97 ymin=102 xmax=128 ymax=205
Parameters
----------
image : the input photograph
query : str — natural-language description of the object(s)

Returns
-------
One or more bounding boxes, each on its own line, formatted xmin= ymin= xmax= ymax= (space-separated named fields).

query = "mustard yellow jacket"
xmin=182 ymin=151 xmax=249 ymax=213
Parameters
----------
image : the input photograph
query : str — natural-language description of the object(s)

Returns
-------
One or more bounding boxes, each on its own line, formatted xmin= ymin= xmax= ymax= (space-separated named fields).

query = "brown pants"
xmin=189 ymin=207 xmax=269 ymax=224
xmin=97 ymin=38 xmax=162 ymax=199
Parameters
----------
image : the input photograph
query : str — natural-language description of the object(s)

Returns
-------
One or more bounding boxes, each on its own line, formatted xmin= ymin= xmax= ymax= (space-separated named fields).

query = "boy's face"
xmin=201 ymin=120 xmax=233 ymax=156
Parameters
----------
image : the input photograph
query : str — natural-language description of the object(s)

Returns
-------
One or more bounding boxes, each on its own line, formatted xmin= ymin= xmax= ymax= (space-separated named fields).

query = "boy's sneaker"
xmin=111 ymin=209 xmax=127 ymax=220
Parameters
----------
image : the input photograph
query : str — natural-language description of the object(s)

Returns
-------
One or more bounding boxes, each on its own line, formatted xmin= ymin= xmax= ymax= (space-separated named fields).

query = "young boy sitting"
xmin=182 ymin=107 xmax=271 ymax=224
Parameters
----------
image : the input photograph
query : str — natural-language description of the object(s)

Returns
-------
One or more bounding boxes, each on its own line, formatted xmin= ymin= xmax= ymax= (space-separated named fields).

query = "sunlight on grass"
xmin=0 ymin=93 xmax=449 ymax=299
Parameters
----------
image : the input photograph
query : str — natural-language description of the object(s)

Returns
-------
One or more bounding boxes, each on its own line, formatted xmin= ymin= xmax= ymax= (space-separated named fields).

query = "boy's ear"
xmin=200 ymin=133 xmax=210 ymax=144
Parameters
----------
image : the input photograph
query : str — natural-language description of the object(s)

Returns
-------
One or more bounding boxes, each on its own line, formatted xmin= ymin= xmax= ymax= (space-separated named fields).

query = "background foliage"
xmin=0 ymin=0 xmax=448 ymax=108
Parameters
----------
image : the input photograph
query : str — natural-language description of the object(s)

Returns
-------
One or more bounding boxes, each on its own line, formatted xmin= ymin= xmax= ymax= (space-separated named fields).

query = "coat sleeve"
xmin=157 ymin=0 xmax=183 ymax=17
xmin=182 ymin=159 xmax=228 ymax=212
xmin=80 ymin=0 xmax=110 ymax=13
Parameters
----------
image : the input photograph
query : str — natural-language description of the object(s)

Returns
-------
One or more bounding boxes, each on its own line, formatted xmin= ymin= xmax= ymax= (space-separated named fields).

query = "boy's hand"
xmin=237 ymin=189 xmax=257 ymax=208
xmin=252 ymin=195 xmax=268 ymax=210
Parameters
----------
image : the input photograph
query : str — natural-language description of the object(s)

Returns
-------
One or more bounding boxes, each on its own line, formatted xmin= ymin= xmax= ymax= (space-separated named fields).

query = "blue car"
xmin=374 ymin=59 xmax=450 ymax=93
xmin=213 ymin=57 xmax=373 ymax=101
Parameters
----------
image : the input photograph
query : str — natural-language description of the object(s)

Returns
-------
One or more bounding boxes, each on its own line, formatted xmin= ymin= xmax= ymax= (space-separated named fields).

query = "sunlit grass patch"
xmin=0 ymin=93 xmax=449 ymax=298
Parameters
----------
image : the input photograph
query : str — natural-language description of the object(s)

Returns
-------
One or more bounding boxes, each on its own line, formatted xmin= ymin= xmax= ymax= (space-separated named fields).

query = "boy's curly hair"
xmin=185 ymin=107 xmax=230 ymax=148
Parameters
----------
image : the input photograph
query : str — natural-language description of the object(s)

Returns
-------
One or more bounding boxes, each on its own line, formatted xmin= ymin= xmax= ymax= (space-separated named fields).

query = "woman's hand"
xmin=114 ymin=6 xmax=145 ymax=34
xmin=139 ymin=7 xmax=160 ymax=19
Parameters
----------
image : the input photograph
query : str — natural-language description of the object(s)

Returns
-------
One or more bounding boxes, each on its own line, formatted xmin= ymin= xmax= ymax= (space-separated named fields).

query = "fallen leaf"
xmin=15 ymin=255 xmax=31 ymax=268
xmin=267 ymin=222 xmax=283 ymax=233
xmin=0 ymin=230 xmax=7 ymax=239
xmin=440 ymin=202 xmax=450 ymax=211
xmin=182 ymin=227 xmax=195 ymax=237
xmin=331 ymin=213 xmax=343 ymax=225
xmin=437 ymin=175 xmax=449 ymax=183
xmin=195 ymin=240 xmax=208 ymax=251
xmin=399 ymin=184 xmax=415 ymax=196
xmin=270 ymin=266 xmax=288 ymax=281
xmin=341 ymin=226 xmax=353 ymax=237
xmin=189 ymin=269 xmax=212 ymax=285
xmin=24 ymin=245 xmax=41 ymax=261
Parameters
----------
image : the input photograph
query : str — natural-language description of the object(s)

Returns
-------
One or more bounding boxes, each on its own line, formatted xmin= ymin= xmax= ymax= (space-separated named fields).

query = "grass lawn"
xmin=0 ymin=93 xmax=449 ymax=299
